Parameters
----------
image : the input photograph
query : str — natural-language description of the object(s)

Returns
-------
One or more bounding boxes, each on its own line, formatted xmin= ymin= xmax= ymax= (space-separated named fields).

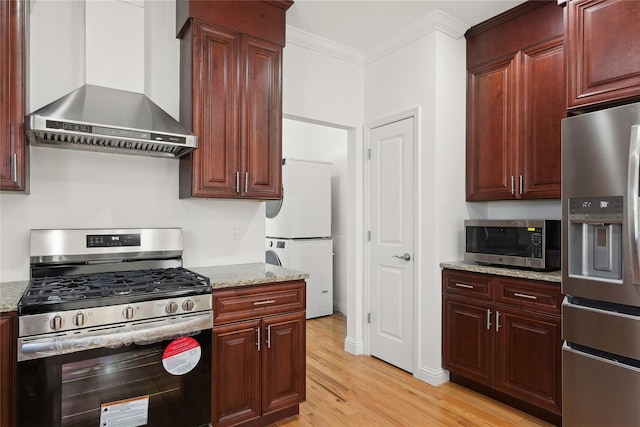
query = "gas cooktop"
xmin=19 ymin=267 xmax=211 ymax=315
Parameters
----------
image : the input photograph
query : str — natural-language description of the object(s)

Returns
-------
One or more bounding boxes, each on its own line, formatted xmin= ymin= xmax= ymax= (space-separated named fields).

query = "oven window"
xmin=19 ymin=331 xmax=212 ymax=427
xmin=61 ymin=349 xmax=183 ymax=426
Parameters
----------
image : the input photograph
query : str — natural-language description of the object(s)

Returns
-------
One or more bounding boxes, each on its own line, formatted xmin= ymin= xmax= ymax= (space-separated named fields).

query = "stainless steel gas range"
xmin=17 ymin=228 xmax=213 ymax=427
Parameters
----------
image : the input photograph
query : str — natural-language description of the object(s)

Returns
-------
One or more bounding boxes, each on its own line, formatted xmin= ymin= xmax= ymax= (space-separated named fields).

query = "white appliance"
xmin=266 ymin=238 xmax=333 ymax=319
xmin=266 ymin=157 xmax=334 ymax=318
xmin=266 ymin=158 xmax=332 ymax=238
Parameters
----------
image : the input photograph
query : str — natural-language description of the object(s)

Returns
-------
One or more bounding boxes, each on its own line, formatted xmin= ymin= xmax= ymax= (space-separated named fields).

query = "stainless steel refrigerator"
xmin=562 ymin=102 xmax=640 ymax=426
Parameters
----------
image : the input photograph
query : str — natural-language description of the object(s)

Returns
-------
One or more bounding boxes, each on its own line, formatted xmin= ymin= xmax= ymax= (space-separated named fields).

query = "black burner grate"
xmin=19 ymin=267 xmax=211 ymax=311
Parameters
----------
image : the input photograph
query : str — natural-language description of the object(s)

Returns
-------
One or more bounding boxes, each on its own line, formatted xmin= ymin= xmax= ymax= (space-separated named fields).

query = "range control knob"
xmin=166 ymin=301 xmax=178 ymax=314
xmin=50 ymin=315 xmax=63 ymax=330
xmin=73 ymin=312 xmax=86 ymax=327
xmin=182 ymin=299 xmax=195 ymax=311
xmin=123 ymin=306 xmax=135 ymax=320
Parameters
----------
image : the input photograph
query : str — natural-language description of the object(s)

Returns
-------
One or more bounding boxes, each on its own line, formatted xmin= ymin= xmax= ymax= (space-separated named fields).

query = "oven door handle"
xmin=18 ymin=312 xmax=213 ymax=362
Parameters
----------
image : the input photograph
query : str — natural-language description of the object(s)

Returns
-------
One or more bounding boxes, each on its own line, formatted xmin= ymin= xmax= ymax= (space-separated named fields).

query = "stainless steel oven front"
xmin=17 ymin=228 xmax=213 ymax=427
xmin=18 ymin=322 xmax=212 ymax=427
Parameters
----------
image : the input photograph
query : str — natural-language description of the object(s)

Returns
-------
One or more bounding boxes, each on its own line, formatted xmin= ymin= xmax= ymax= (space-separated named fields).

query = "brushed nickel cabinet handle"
xmin=511 ymin=176 xmax=515 ymax=195
xmin=487 ymin=309 xmax=492 ymax=330
xmin=10 ymin=125 xmax=17 ymax=183
xmin=253 ymin=300 xmax=276 ymax=306
xmin=496 ymin=311 xmax=501 ymax=332
xmin=514 ymin=292 xmax=537 ymax=300
xmin=235 ymin=171 xmax=240 ymax=193
xmin=266 ymin=325 xmax=271 ymax=349
xmin=256 ymin=327 xmax=261 ymax=351
xmin=11 ymin=153 xmax=17 ymax=183
xmin=244 ymin=172 xmax=249 ymax=193
xmin=519 ymin=175 xmax=524 ymax=195
xmin=455 ymin=283 xmax=473 ymax=289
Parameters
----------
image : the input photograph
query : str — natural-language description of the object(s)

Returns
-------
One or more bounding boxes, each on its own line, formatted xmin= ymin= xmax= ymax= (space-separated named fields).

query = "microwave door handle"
xmin=627 ymin=125 xmax=640 ymax=287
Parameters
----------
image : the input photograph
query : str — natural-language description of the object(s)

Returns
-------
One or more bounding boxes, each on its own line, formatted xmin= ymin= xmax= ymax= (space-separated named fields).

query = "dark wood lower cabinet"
xmin=0 ymin=312 xmax=17 ymax=427
xmin=213 ymin=319 xmax=262 ymax=427
xmin=494 ymin=306 xmax=561 ymax=415
xmin=212 ymin=282 xmax=306 ymax=427
xmin=442 ymin=270 xmax=562 ymax=426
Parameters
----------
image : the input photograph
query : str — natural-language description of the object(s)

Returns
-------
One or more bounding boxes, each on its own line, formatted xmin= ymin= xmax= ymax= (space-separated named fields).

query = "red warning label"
xmin=162 ymin=337 xmax=201 ymax=375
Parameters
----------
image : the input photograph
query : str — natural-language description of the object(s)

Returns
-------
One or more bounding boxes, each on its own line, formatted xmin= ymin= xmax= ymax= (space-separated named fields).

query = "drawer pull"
xmin=253 ymin=299 xmax=276 ymax=306
xmin=455 ymin=283 xmax=474 ymax=289
xmin=514 ymin=292 xmax=537 ymax=300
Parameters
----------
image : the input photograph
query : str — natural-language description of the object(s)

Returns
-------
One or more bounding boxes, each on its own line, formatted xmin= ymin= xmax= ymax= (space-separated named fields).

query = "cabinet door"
xmin=240 ymin=36 xmax=282 ymax=200
xmin=567 ymin=0 xmax=640 ymax=109
xmin=466 ymin=54 xmax=518 ymax=201
xmin=494 ymin=306 xmax=561 ymax=414
xmin=0 ymin=314 xmax=16 ymax=427
xmin=442 ymin=296 xmax=494 ymax=387
xmin=261 ymin=311 xmax=306 ymax=414
xmin=0 ymin=0 xmax=27 ymax=192
xmin=213 ymin=319 xmax=261 ymax=427
xmin=182 ymin=21 xmax=241 ymax=198
xmin=519 ymin=38 xmax=564 ymax=199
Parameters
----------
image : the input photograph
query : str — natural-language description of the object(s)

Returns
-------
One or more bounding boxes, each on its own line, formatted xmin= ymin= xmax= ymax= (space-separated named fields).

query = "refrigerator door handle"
xmin=627 ymin=125 xmax=640 ymax=286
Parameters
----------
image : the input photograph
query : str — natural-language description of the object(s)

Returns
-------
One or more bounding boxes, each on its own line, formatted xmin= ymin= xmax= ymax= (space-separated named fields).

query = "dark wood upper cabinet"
xmin=0 ymin=0 xmax=27 ymax=192
xmin=566 ymin=0 xmax=640 ymax=110
xmin=465 ymin=1 xmax=564 ymax=201
xmin=177 ymin=1 xmax=290 ymax=200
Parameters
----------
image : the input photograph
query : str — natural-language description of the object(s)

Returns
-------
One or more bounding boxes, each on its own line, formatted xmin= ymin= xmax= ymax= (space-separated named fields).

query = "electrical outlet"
xmin=230 ymin=224 xmax=240 ymax=240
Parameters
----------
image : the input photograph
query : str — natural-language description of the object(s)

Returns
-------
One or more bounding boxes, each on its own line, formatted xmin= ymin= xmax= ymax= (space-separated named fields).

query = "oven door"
xmin=18 ymin=314 xmax=212 ymax=427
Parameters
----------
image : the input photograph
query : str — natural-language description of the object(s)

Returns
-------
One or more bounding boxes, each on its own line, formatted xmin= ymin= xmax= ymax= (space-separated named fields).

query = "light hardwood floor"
xmin=275 ymin=314 xmax=553 ymax=427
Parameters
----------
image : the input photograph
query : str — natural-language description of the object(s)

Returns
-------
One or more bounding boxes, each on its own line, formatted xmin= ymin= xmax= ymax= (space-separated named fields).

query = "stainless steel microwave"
xmin=464 ymin=219 xmax=561 ymax=271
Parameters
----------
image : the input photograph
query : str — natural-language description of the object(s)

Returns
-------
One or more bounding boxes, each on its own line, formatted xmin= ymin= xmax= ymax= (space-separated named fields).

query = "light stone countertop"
xmin=0 ymin=280 xmax=29 ymax=313
xmin=0 ymin=263 xmax=308 ymax=313
xmin=440 ymin=260 xmax=561 ymax=283
xmin=192 ymin=262 xmax=309 ymax=289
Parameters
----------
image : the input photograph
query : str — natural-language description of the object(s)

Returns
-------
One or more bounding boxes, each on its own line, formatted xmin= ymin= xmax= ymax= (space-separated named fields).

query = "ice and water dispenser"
xmin=568 ymin=196 xmax=623 ymax=281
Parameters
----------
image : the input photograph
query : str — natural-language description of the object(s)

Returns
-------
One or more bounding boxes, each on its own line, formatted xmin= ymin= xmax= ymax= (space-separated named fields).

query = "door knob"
xmin=393 ymin=253 xmax=411 ymax=261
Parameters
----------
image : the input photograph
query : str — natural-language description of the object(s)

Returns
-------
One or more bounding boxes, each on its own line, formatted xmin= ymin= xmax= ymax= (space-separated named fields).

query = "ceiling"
xmin=286 ymin=0 xmax=527 ymax=52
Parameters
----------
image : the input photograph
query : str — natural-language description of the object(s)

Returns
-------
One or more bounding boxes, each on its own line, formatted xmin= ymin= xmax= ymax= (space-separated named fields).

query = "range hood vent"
xmin=26 ymin=85 xmax=197 ymax=158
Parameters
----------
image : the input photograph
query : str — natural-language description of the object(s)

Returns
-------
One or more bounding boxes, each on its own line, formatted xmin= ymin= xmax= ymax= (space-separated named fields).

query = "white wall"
xmin=282 ymin=41 xmax=366 ymax=352
xmin=0 ymin=0 xmax=265 ymax=282
xmin=281 ymin=119 xmax=349 ymax=314
xmin=364 ymin=27 xmax=469 ymax=385
xmin=362 ymin=17 xmax=562 ymax=385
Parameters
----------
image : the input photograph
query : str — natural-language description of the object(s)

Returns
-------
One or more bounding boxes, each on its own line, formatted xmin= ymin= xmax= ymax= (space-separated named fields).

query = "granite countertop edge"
xmin=0 ymin=262 xmax=309 ymax=313
xmin=440 ymin=261 xmax=562 ymax=283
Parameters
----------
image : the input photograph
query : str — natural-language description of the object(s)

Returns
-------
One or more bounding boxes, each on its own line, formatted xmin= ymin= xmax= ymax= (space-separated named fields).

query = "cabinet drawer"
xmin=443 ymin=270 xmax=493 ymax=300
xmin=213 ymin=281 xmax=306 ymax=324
xmin=496 ymin=278 xmax=561 ymax=315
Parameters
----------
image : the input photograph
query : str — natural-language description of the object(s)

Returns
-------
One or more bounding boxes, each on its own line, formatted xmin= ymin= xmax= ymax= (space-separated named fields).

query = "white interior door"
xmin=368 ymin=117 xmax=414 ymax=373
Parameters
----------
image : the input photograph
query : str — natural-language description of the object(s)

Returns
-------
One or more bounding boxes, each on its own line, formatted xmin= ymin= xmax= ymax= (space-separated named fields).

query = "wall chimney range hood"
xmin=25 ymin=85 xmax=197 ymax=158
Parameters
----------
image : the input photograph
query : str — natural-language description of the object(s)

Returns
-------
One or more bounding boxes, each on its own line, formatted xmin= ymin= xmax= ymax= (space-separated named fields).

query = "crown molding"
xmin=364 ymin=9 xmax=469 ymax=65
xmin=286 ymin=9 xmax=469 ymax=67
xmin=286 ymin=26 xmax=365 ymax=66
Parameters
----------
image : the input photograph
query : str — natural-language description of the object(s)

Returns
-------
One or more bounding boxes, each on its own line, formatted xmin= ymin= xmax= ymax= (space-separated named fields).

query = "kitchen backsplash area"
xmin=0 ymin=146 xmax=266 ymax=282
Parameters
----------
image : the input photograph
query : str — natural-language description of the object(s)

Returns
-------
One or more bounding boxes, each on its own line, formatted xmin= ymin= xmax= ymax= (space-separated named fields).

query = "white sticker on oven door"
xmin=162 ymin=336 xmax=201 ymax=375
xmin=99 ymin=395 xmax=149 ymax=427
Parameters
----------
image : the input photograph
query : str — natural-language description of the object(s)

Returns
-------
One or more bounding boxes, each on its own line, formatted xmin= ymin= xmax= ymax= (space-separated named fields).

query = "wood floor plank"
xmin=274 ymin=314 xmax=553 ymax=427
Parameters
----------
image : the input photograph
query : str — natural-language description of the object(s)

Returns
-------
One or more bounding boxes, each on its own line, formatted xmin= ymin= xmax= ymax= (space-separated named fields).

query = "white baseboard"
xmin=343 ymin=335 xmax=363 ymax=355
xmin=415 ymin=365 xmax=450 ymax=386
xmin=333 ymin=302 xmax=347 ymax=315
